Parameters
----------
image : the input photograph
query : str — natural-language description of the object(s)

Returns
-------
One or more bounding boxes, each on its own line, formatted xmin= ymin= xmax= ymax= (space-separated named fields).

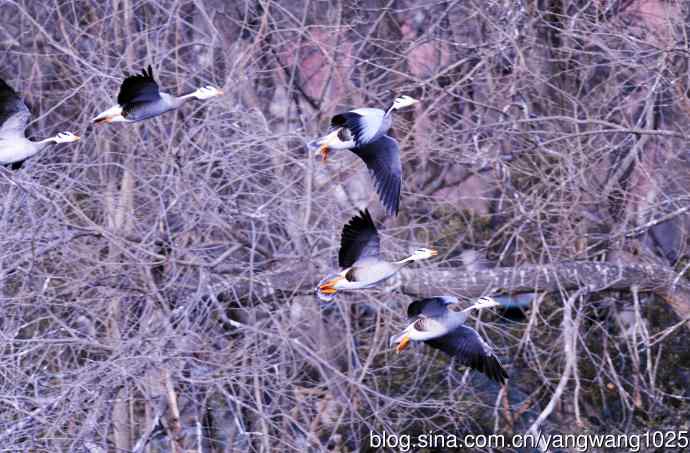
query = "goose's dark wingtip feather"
xmin=0 ymin=78 xmax=20 ymax=103
xmin=345 ymin=209 xmax=375 ymax=232
xmin=0 ymin=78 xmax=15 ymax=93
xmin=485 ymin=356 xmax=508 ymax=384
xmin=0 ymin=78 xmax=28 ymax=130
xmin=338 ymin=209 xmax=380 ymax=269
xmin=464 ymin=351 xmax=507 ymax=384
xmin=117 ymin=65 xmax=161 ymax=106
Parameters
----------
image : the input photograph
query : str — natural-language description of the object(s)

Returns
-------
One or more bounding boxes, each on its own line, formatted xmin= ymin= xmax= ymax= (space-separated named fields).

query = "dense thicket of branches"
xmin=1 ymin=0 xmax=689 ymax=451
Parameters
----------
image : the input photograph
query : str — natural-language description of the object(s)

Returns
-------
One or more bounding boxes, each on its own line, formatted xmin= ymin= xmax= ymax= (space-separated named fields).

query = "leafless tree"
xmin=1 ymin=0 xmax=688 ymax=452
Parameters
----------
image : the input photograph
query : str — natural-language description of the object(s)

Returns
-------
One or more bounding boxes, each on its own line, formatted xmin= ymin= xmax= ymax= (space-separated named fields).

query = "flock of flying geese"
xmin=0 ymin=66 xmax=507 ymax=384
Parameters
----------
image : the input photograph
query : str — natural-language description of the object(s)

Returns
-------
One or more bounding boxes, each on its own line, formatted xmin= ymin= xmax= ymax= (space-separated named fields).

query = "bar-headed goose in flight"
xmin=92 ymin=65 xmax=223 ymax=124
xmin=317 ymin=209 xmax=437 ymax=301
xmin=0 ymin=78 xmax=80 ymax=170
xmin=309 ymin=96 xmax=417 ymax=216
xmin=391 ymin=296 xmax=508 ymax=384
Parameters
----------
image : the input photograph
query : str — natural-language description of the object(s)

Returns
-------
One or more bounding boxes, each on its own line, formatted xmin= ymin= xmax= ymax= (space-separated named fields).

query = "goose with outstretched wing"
xmin=317 ymin=209 xmax=436 ymax=301
xmin=391 ymin=296 xmax=508 ymax=384
xmin=93 ymin=65 xmax=223 ymax=124
xmin=0 ymin=78 xmax=80 ymax=170
xmin=308 ymin=96 xmax=417 ymax=216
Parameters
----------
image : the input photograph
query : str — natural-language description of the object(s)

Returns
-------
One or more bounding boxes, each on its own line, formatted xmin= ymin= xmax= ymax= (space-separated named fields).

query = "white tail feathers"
xmin=92 ymin=105 xmax=126 ymax=124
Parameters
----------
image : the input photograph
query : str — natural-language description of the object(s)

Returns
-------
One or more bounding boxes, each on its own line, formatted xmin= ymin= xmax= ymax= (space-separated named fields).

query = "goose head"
xmin=192 ymin=85 xmax=224 ymax=100
xmin=470 ymin=296 xmax=501 ymax=310
xmin=410 ymin=248 xmax=438 ymax=260
xmin=392 ymin=95 xmax=419 ymax=110
xmin=53 ymin=131 xmax=81 ymax=143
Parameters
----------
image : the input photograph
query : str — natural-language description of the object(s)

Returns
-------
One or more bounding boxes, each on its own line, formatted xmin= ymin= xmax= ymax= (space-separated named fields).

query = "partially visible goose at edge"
xmin=317 ymin=209 xmax=437 ymax=301
xmin=0 ymin=78 xmax=80 ymax=170
xmin=391 ymin=296 xmax=508 ymax=384
xmin=92 ymin=65 xmax=223 ymax=124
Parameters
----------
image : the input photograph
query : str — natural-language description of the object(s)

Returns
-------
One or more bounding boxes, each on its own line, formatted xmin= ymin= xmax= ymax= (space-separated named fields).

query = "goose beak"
xmin=395 ymin=334 xmax=411 ymax=353
xmin=73 ymin=135 xmax=81 ymax=141
xmin=217 ymin=89 xmax=225 ymax=96
xmin=318 ymin=275 xmax=344 ymax=294
xmin=319 ymin=144 xmax=329 ymax=162
xmin=430 ymin=249 xmax=438 ymax=256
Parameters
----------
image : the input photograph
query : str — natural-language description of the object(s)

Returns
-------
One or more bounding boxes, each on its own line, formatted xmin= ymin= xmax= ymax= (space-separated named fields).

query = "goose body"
xmin=317 ymin=209 xmax=436 ymax=301
xmin=93 ymin=65 xmax=223 ymax=124
xmin=391 ymin=296 xmax=508 ymax=384
xmin=309 ymin=96 xmax=417 ymax=216
xmin=0 ymin=78 xmax=80 ymax=169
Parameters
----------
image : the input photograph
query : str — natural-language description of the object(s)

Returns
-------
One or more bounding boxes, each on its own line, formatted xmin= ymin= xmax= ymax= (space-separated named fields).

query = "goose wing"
xmin=350 ymin=135 xmax=402 ymax=216
xmin=425 ymin=325 xmax=507 ymax=384
xmin=0 ymin=78 xmax=31 ymax=139
xmin=117 ymin=65 xmax=161 ymax=106
xmin=338 ymin=209 xmax=380 ymax=269
xmin=331 ymin=107 xmax=384 ymax=146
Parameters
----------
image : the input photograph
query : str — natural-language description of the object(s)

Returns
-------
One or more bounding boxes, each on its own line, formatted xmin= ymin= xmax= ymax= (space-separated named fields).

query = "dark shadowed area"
xmin=1 ymin=0 xmax=689 ymax=452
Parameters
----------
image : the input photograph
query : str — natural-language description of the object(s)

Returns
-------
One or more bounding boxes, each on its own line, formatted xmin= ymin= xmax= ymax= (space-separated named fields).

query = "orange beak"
xmin=319 ymin=144 xmax=329 ymax=162
xmin=319 ymin=275 xmax=344 ymax=294
xmin=395 ymin=334 xmax=411 ymax=353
